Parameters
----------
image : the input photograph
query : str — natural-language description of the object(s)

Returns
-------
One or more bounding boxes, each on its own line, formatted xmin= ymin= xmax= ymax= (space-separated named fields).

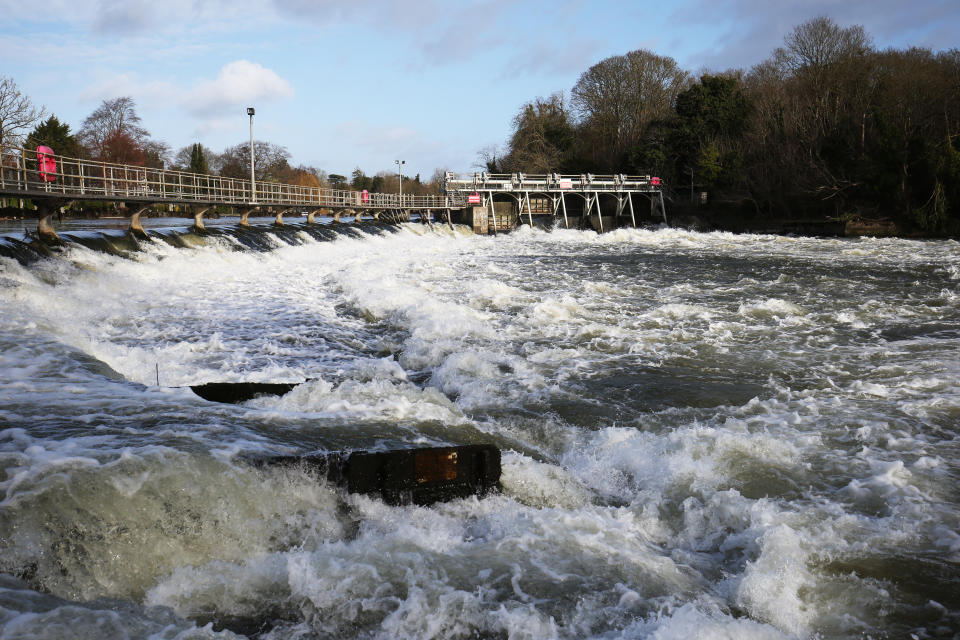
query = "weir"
xmin=443 ymin=172 xmax=667 ymax=233
xmin=1 ymin=145 xmax=667 ymax=238
xmin=0 ymin=146 xmax=468 ymax=240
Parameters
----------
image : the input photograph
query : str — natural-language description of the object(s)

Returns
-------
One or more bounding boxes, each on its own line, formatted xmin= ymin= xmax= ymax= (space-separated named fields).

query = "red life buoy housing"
xmin=37 ymin=146 xmax=56 ymax=182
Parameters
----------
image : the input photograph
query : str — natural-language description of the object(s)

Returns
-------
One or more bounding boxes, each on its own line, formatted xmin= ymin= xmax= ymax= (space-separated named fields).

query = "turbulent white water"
xmin=0 ymin=222 xmax=958 ymax=639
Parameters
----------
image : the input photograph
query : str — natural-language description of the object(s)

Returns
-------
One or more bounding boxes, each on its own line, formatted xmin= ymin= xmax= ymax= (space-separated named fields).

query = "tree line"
xmin=489 ymin=17 xmax=960 ymax=234
xmin=0 ymin=85 xmax=439 ymax=197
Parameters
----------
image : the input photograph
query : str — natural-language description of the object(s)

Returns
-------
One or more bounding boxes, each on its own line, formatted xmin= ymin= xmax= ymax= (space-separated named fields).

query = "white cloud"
xmin=77 ymin=73 xmax=175 ymax=105
xmin=183 ymin=60 xmax=295 ymax=116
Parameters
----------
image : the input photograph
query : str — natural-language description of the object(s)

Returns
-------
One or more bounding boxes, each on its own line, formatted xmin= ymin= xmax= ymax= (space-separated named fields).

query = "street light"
xmin=247 ymin=107 xmax=257 ymax=204
xmin=395 ymin=159 xmax=405 ymax=202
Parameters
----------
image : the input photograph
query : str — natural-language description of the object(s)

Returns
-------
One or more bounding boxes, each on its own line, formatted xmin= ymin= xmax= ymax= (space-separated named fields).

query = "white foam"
xmin=731 ymin=525 xmax=816 ymax=636
xmin=3 ymin=224 xmax=960 ymax=637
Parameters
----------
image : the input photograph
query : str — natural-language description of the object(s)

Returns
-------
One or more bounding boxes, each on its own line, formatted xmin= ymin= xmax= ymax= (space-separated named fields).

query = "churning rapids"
xmin=0 ymin=218 xmax=958 ymax=639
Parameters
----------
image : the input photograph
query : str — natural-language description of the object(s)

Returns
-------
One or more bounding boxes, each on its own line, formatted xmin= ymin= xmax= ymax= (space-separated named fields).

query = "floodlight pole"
xmin=395 ymin=159 xmax=405 ymax=204
xmin=247 ymin=107 xmax=257 ymax=204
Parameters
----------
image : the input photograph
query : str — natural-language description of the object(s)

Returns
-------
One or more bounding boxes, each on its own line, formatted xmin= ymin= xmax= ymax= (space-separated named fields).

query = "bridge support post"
xmin=628 ymin=194 xmax=636 ymax=228
xmin=594 ymin=193 xmax=603 ymax=233
xmin=275 ymin=208 xmax=294 ymax=227
xmin=487 ymin=192 xmax=497 ymax=235
xmin=129 ymin=206 xmax=152 ymax=239
xmin=192 ymin=207 xmax=210 ymax=233
xmin=307 ymin=210 xmax=317 ymax=224
xmin=355 ymin=209 xmax=364 ymax=224
xmin=37 ymin=213 xmax=60 ymax=244
xmin=239 ymin=207 xmax=257 ymax=227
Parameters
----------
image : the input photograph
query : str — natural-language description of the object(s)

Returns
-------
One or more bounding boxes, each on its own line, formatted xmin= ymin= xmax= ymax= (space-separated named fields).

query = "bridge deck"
xmin=1 ymin=147 xmax=463 ymax=211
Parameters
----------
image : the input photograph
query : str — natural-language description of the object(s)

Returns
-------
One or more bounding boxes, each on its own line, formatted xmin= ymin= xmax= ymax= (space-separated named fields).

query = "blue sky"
xmin=2 ymin=0 xmax=958 ymax=181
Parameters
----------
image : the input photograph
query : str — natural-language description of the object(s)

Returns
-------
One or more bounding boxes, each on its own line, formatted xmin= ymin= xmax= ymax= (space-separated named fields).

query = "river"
xmin=0 ymin=220 xmax=957 ymax=639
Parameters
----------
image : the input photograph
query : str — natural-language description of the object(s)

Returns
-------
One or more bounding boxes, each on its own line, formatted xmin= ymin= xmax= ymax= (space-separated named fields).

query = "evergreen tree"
xmin=189 ymin=143 xmax=209 ymax=174
xmin=668 ymin=74 xmax=751 ymax=194
xmin=351 ymin=167 xmax=371 ymax=190
xmin=25 ymin=115 xmax=81 ymax=158
xmin=503 ymin=94 xmax=575 ymax=172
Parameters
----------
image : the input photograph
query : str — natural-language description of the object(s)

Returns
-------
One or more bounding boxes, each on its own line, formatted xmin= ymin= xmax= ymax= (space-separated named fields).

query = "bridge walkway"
xmin=1 ymin=146 xmax=465 ymax=241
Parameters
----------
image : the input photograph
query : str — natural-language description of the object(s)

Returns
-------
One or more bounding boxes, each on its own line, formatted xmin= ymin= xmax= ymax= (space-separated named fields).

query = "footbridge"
xmin=443 ymin=172 xmax=666 ymax=233
xmin=0 ymin=146 xmax=467 ymax=242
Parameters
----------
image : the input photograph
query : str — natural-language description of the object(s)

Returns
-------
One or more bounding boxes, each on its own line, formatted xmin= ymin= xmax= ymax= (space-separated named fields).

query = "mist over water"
xmin=1 ymin=221 xmax=958 ymax=639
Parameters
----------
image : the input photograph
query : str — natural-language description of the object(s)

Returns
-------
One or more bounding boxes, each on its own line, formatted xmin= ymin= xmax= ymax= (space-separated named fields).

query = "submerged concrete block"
xmin=256 ymin=444 xmax=502 ymax=506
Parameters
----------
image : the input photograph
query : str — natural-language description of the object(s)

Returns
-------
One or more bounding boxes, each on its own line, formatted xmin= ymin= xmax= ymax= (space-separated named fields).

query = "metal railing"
xmin=0 ymin=146 xmax=464 ymax=210
xmin=444 ymin=172 xmax=662 ymax=193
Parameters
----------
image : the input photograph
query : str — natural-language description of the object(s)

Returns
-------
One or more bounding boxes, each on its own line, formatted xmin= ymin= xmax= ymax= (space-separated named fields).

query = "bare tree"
xmin=777 ymin=16 xmax=872 ymax=73
xmin=430 ymin=167 xmax=449 ymax=193
xmin=474 ymin=144 xmax=502 ymax=172
xmin=572 ymin=49 xmax=690 ymax=170
xmin=308 ymin=166 xmax=329 ymax=188
xmin=141 ymin=139 xmax=171 ymax=169
xmin=218 ymin=140 xmax=292 ymax=182
xmin=742 ymin=16 xmax=877 ymax=213
xmin=375 ymin=170 xmax=399 ymax=193
xmin=78 ymin=96 xmax=150 ymax=159
xmin=0 ymin=76 xmax=46 ymax=149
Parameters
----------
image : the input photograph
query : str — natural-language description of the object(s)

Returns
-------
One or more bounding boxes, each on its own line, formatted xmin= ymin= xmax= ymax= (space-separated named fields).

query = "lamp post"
xmin=247 ymin=107 xmax=257 ymax=204
xmin=395 ymin=159 xmax=405 ymax=204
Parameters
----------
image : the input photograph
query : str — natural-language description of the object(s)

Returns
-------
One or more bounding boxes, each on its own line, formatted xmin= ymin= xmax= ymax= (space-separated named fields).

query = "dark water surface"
xmin=1 ymin=222 xmax=958 ymax=638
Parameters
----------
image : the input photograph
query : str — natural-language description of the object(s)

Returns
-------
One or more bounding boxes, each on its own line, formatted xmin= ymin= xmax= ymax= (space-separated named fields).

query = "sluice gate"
xmin=443 ymin=172 xmax=667 ymax=233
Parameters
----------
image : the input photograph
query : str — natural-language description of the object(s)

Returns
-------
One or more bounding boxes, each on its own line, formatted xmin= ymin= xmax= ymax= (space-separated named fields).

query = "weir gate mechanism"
xmin=443 ymin=172 xmax=667 ymax=233
xmin=1 ymin=145 xmax=666 ymax=239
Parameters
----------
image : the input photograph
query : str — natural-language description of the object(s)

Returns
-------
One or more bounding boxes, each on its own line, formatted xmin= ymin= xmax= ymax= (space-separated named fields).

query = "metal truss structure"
xmin=444 ymin=172 xmax=667 ymax=233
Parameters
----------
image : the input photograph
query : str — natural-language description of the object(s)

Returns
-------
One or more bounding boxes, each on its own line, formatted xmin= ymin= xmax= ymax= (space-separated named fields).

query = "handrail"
xmin=443 ymin=171 xmax=662 ymax=192
xmin=0 ymin=146 xmax=464 ymax=209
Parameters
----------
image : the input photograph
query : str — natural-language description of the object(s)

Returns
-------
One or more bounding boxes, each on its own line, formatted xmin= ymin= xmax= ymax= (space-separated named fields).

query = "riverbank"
xmin=666 ymin=200 xmax=958 ymax=239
